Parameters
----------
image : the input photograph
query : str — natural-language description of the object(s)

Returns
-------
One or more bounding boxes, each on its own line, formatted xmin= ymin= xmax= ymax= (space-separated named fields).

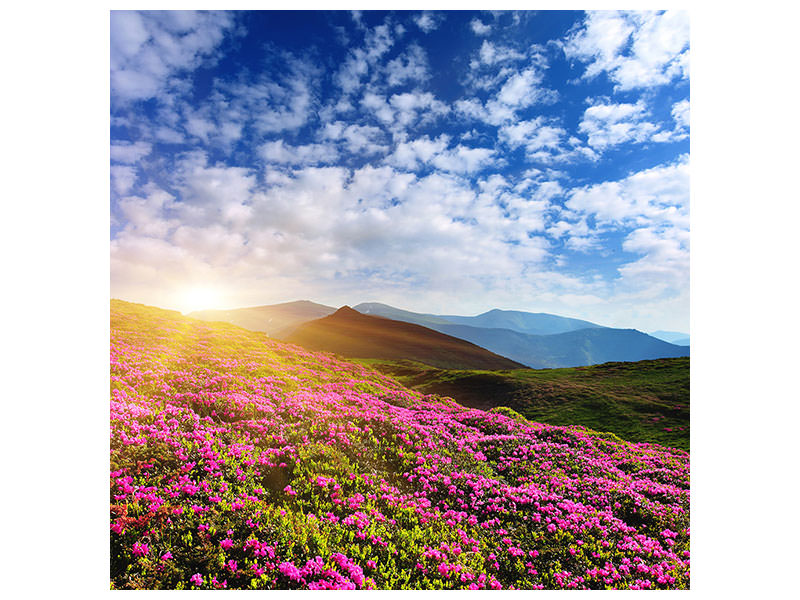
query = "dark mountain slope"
xmin=286 ymin=306 xmax=526 ymax=371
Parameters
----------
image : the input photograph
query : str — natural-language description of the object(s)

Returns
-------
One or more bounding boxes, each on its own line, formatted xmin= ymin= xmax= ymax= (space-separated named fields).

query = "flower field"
xmin=110 ymin=300 xmax=690 ymax=590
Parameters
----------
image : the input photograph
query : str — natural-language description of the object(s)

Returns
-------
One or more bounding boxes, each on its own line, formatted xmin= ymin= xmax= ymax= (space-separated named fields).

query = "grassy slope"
xmin=358 ymin=357 xmax=689 ymax=451
xmin=111 ymin=300 xmax=689 ymax=590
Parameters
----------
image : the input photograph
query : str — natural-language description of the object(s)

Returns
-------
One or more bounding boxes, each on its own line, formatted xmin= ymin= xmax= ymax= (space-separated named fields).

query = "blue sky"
xmin=110 ymin=10 xmax=690 ymax=331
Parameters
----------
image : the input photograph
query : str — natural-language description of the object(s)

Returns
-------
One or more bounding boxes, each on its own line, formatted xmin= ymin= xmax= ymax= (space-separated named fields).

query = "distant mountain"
xmin=650 ymin=330 xmax=690 ymax=346
xmin=285 ymin=306 xmax=525 ymax=371
xmin=188 ymin=300 xmax=336 ymax=337
xmin=438 ymin=308 xmax=605 ymax=336
xmin=354 ymin=303 xmax=605 ymax=336
xmin=431 ymin=325 xmax=689 ymax=369
xmin=353 ymin=302 xmax=455 ymax=328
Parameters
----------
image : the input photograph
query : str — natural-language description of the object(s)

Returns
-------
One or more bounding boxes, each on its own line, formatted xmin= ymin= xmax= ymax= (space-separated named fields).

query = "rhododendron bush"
xmin=110 ymin=300 xmax=689 ymax=590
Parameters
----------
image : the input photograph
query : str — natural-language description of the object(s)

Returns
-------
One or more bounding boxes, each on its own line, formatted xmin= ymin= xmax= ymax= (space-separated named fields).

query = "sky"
xmin=110 ymin=9 xmax=690 ymax=332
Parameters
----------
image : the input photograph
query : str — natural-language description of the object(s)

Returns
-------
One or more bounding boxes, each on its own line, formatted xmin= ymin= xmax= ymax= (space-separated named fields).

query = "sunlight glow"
xmin=178 ymin=286 xmax=223 ymax=314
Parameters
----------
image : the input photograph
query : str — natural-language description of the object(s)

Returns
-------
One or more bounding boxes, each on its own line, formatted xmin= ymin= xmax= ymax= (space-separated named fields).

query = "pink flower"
xmin=220 ymin=538 xmax=234 ymax=550
xmin=160 ymin=552 xmax=173 ymax=561
xmin=132 ymin=542 xmax=148 ymax=556
xmin=190 ymin=573 xmax=203 ymax=587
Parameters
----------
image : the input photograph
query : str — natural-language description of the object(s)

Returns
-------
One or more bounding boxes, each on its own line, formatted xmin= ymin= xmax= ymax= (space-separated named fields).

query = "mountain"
xmin=433 ymin=324 xmax=689 ymax=369
xmin=438 ymin=308 xmax=605 ymax=336
xmin=285 ymin=306 xmax=525 ymax=370
xmin=353 ymin=302 xmax=604 ymax=335
xmin=353 ymin=302 xmax=454 ymax=328
xmin=650 ymin=330 xmax=690 ymax=346
xmin=188 ymin=300 xmax=336 ymax=337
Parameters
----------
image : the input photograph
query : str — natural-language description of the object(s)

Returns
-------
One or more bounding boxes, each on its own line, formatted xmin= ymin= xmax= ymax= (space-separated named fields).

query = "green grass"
xmin=356 ymin=357 xmax=689 ymax=451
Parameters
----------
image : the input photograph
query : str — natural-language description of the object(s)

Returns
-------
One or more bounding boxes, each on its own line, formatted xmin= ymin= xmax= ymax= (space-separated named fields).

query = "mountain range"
xmin=189 ymin=300 xmax=689 ymax=370
xmin=352 ymin=303 xmax=688 ymax=369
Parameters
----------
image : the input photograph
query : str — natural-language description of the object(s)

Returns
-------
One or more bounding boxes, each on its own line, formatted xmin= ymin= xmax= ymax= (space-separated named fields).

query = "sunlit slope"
xmin=110 ymin=300 xmax=689 ymax=590
xmin=286 ymin=306 xmax=525 ymax=370
xmin=189 ymin=300 xmax=336 ymax=337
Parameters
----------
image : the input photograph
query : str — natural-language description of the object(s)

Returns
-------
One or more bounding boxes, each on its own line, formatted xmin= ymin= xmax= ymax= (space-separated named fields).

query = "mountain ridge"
xmin=285 ymin=305 xmax=526 ymax=371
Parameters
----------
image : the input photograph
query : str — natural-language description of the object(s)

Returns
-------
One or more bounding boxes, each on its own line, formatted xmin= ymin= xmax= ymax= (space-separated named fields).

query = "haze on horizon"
xmin=110 ymin=10 xmax=689 ymax=332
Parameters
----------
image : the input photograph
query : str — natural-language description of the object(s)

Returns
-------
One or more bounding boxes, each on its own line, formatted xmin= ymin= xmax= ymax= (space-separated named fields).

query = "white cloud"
xmin=385 ymin=44 xmax=430 ymax=87
xmin=414 ymin=11 xmax=444 ymax=33
xmin=111 ymin=165 xmax=138 ymax=196
xmin=499 ymin=118 xmax=595 ymax=164
xmin=564 ymin=10 xmax=689 ymax=91
xmin=566 ymin=154 xmax=689 ymax=228
xmin=259 ymin=140 xmax=339 ymax=166
xmin=170 ymin=152 xmax=256 ymax=227
xmin=321 ymin=121 xmax=388 ymax=155
xmin=360 ymin=92 xmax=395 ymax=125
xmin=110 ymin=10 xmax=236 ymax=103
xmin=117 ymin=183 xmax=177 ymax=238
xmin=431 ymin=145 xmax=498 ymax=174
xmin=389 ymin=91 xmax=450 ymax=128
xmin=671 ymin=98 xmax=690 ymax=130
xmin=617 ymin=226 xmax=689 ymax=299
xmin=578 ymin=100 xmax=660 ymax=149
xmin=460 ymin=63 xmax=557 ymax=127
xmin=110 ymin=141 xmax=152 ymax=164
xmin=477 ymin=40 xmax=526 ymax=66
xmin=470 ymin=19 xmax=492 ymax=36
xmin=385 ymin=135 xmax=450 ymax=170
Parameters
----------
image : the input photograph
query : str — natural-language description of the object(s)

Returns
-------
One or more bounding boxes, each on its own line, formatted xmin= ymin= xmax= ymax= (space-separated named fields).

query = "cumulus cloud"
xmin=578 ymin=100 xmax=660 ymax=149
xmin=385 ymin=44 xmax=430 ymax=87
xmin=360 ymin=90 xmax=450 ymax=133
xmin=459 ymin=61 xmax=557 ymax=127
xmin=110 ymin=10 xmax=236 ymax=103
xmin=414 ymin=11 xmax=444 ymax=33
xmin=470 ymin=19 xmax=492 ymax=36
xmin=651 ymin=98 xmax=690 ymax=143
xmin=110 ymin=141 xmax=153 ymax=164
xmin=566 ymin=155 xmax=689 ymax=228
xmin=431 ymin=145 xmax=498 ymax=174
xmin=564 ymin=10 xmax=689 ymax=90
xmin=259 ymin=140 xmax=338 ymax=166
xmin=321 ymin=122 xmax=389 ymax=155
xmin=111 ymin=165 xmax=138 ymax=196
xmin=499 ymin=118 xmax=596 ymax=164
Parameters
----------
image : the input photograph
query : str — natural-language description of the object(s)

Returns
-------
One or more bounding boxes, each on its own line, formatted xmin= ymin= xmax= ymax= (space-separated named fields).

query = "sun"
xmin=178 ymin=286 xmax=223 ymax=314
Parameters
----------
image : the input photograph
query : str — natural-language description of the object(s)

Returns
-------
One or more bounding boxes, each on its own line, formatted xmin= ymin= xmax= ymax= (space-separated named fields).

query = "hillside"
xmin=362 ymin=357 xmax=689 ymax=451
xmin=110 ymin=300 xmax=690 ymax=590
xmin=189 ymin=300 xmax=335 ymax=337
xmin=285 ymin=306 xmax=525 ymax=370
